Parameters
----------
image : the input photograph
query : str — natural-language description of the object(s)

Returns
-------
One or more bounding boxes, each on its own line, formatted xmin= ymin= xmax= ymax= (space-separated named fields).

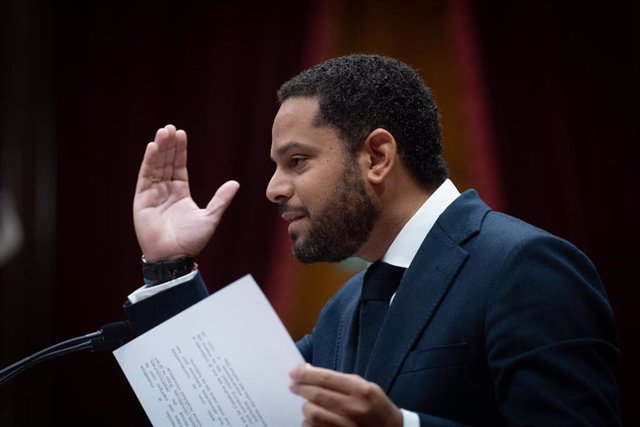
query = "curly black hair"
xmin=277 ymin=54 xmax=448 ymax=189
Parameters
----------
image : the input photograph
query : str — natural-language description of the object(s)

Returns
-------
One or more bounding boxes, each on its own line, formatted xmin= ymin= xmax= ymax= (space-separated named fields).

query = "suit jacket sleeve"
xmin=405 ymin=234 xmax=619 ymax=427
xmin=123 ymin=271 xmax=209 ymax=334
xmin=483 ymin=234 xmax=620 ymax=425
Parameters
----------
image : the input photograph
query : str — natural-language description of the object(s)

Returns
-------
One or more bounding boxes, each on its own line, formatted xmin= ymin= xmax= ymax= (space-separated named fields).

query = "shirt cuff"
xmin=400 ymin=408 xmax=420 ymax=427
xmin=127 ymin=270 xmax=198 ymax=304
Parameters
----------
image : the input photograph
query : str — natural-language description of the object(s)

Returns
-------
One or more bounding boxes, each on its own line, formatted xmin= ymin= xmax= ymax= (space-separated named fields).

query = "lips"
xmin=279 ymin=208 xmax=308 ymax=235
xmin=281 ymin=211 xmax=306 ymax=223
xmin=279 ymin=204 xmax=308 ymax=222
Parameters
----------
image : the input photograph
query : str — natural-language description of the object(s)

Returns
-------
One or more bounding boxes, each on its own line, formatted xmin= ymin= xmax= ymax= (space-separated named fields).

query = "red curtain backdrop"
xmin=2 ymin=1 xmax=638 ymax=425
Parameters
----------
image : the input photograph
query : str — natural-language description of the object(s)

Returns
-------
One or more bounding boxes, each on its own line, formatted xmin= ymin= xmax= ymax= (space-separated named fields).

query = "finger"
xmin=172 ymin=129 xmax=188 ymax=182
xmin=138 ymin=126 xmax=173 ymax=178
xmin=301 ymin=401 xmax=356 ymax=427
xmin=292 ymin=383 xmax=349 ymax=413
xmin=136 ymin=141 xmax=161 ymax=194
xmin=157 ymin=125 xmax=177 ymax=181
xmin=291 ymin=365 xmax=365 ymax=394
xmin=154 ymin=124 xmax=176 ymax=152
xmin=136 ymin=125 xmax=183 ymax=194
xmin=293 ymin=380 xmax=385 ymax=422
xmin=205 ymin=180 xmax=240 ymax=216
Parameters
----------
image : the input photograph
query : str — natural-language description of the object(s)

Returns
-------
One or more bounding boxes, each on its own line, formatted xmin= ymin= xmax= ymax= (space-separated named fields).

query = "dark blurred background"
xmin=1 ymin=0 xmax=638 ymax=425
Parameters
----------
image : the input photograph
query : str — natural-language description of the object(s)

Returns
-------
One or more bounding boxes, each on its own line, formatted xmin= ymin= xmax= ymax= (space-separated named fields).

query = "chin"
xmin=289 ymin=231 xmax=302 ymax=243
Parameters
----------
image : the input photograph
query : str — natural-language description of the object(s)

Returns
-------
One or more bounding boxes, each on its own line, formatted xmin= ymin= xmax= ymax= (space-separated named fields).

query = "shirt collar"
xmin=381 ymin=179 xmax=461 ymax=268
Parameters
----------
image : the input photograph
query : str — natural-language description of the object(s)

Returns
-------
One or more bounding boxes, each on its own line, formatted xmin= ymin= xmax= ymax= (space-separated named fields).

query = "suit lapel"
xmin=364 ymin=190 xmax=489 ymax=392
xmin=364 ymin=227 xmax=468 ymax=391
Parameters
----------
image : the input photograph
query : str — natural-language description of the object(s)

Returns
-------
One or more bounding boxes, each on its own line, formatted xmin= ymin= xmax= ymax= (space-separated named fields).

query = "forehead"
xmin=271 ymin=97 xmax=344 ymax=158
xmin=273 ymin=97 xmax=319 ymax=133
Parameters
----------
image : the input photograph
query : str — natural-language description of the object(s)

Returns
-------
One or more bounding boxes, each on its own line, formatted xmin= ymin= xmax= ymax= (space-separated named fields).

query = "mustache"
xmin=278 ymin=204 xmax=309 ymax=217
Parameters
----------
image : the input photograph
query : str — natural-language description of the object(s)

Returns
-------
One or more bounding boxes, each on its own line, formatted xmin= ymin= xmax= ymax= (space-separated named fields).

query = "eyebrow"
xmin=274 ymin=141 xmax=307 ymax=158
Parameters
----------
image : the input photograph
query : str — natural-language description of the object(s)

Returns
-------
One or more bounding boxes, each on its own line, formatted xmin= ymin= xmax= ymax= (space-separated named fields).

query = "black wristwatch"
xmin=141 ymin=255 xmax=196 ymax=287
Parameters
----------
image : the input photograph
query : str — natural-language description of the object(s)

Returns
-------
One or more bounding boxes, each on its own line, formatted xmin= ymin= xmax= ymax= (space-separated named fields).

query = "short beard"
xmin=291 ymin=163 xmax=379 ymax=263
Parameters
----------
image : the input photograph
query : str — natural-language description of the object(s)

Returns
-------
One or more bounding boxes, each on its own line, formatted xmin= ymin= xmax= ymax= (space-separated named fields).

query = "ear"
xmin=360 ymin=128 xmax=397 ymax=185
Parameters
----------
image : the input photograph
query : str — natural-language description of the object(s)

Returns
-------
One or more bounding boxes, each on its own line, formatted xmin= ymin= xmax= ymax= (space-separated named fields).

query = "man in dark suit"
xmin=125 ymin=55 xmax=620 ymax=426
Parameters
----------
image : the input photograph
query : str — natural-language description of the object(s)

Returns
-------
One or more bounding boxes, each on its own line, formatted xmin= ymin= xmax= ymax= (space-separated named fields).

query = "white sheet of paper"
xmin=113 ymin=275 xmax=305 ymax=426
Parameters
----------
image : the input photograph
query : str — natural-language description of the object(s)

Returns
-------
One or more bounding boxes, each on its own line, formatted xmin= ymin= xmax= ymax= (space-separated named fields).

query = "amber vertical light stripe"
xmin=447 ymin=0 xmax=504 ymax=211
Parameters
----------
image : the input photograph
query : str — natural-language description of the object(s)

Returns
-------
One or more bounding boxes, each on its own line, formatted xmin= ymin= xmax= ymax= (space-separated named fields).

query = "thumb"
xmin=206 ymin=180 xmax=240 ymax=215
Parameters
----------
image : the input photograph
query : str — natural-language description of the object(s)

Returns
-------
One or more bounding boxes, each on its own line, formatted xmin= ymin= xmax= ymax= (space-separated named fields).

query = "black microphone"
xmin=0 ymin=320 xmax=133 ymax=385
xmin=90 ymin=321 xmax=133 ymax=352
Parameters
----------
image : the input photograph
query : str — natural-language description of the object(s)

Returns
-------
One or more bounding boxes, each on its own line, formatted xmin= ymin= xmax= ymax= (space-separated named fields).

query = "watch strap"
xmin=141 ymin=256 xmax=196 ymax=287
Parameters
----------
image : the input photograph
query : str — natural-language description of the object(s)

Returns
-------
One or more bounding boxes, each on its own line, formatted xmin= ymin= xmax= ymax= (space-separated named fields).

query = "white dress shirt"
xmin=383 ymin=179 xmax=461 ymax=269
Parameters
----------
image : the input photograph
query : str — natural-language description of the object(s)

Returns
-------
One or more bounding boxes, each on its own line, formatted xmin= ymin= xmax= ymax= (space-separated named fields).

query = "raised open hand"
xmin=133 ymin=124 xmax=239 ymax=262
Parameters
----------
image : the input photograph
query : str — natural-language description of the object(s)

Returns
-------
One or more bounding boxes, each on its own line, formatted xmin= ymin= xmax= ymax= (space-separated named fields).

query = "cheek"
xmin=297 ymin=159 xmax=348 ymax=209
xmin=298 ymin=177 xmax=333 ymax=213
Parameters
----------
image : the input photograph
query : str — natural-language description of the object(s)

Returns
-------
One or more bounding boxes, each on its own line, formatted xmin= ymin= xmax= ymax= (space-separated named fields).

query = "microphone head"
xmin=92 ymin=321 xmax=133 ymax=351
xmin=100 ymin=321 xmax=133 ymax=341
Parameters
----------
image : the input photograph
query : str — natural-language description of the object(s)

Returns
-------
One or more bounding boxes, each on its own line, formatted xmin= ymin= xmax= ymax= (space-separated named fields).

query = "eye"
xmin=289 ymin=156 xmax=308 ymax=168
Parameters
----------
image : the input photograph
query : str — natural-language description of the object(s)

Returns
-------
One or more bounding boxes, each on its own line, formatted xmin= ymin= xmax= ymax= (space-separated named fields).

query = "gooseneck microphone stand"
xmin=0 ymin=320 xmax=132 ymax=385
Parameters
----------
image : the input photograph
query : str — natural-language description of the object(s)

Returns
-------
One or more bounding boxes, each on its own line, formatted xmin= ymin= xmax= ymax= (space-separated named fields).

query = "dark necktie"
xmin=354 ymin=261 xmax=406 ymax=377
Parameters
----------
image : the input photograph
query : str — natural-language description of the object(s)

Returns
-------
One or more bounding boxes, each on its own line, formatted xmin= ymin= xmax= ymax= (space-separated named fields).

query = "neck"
xmin=356 ymin=181 xmax=431 ymax=262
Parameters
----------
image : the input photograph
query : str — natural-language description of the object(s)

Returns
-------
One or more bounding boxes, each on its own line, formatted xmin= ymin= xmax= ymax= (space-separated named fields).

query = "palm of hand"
xmin=134 ymin=181 xmax=214 ymax=262
xmin=133 ymin=125 xmax=239 ymax=263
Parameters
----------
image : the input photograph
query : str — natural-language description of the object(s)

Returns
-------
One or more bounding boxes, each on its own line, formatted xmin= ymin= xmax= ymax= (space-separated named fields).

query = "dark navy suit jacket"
xmin=125 ymin=190 xmax=620 ymax=426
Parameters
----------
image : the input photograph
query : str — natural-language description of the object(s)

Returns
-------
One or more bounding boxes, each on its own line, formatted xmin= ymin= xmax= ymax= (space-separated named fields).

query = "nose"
xmin=266 ymin=168 xmax=293 ymax=204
